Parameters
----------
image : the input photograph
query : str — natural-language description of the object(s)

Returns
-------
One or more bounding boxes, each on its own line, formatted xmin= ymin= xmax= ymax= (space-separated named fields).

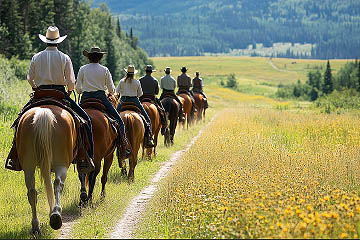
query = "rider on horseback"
xmin=139 ymin=65 xmax=167 ymax=135
xmin=5 ymin=26 xmax=95 ymax=173
xmin=177 ymin=66 xmax=197 ymax=114
xmin=159 ymin=67 xmax=185 ymax=122
xmin=116 ymin=65 xmax=155 ymax=148
xmin=76 ymin=47 xmax=131 ymax=159
xmin=192 ymin=71 xmax=208 ymax=109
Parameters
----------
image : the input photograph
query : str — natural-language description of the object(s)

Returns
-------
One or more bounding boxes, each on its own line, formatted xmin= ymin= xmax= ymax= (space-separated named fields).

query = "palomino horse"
xmin=141 ymin=101 xmax=161 ymax=160
xmin=161 ymin=97 xmax=180 ymax=146
xmin=177 ymin=93 xmax=193 ymax=129
xmin=78 ymin=95 xmax=118 ymax=205
xmin=118 ymin=108 xmax=145 ymax=182
xmin=17 ymin=105 xmax=76 ymax=233
xmin=194 ymin=92 xmax=206 ymax=122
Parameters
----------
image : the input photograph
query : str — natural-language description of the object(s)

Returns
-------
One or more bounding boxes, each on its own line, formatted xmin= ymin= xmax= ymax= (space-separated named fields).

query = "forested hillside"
xmin=93 ymin=0 xmax=360 ymax=59
xmin=0 ymin=0 xmax=152 ymax=79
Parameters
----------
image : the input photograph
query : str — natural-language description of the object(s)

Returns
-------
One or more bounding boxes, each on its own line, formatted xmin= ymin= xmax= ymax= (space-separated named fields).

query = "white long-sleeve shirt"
xmin=160 ymin=74 xmax=176 ymax=90
xmin=27 ymin=46 xmax=76 ymax=91
xmin=116 ymin=78 xmax=143 ymax=97
xmin=76 ymin=63 xmax=115 ymax=94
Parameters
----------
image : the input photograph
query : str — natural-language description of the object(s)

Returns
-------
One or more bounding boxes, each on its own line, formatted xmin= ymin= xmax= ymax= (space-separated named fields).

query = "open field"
xmin=151 ymin=56 xmax=351 ymax=97
xmin=0 ymin=56 xmax=358 ymax=238
xmin=136 ymin=107 xmax=360 ymax=239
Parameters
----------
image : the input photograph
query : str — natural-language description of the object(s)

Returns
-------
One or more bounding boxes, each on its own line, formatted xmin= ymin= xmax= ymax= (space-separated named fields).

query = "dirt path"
xmin=268 ymin=60 xmax=293 ymax=73
xmin=58 ymin=215 xmax=79 ymax=239
xmin=109 ymin=116 xmax=216 ymax=239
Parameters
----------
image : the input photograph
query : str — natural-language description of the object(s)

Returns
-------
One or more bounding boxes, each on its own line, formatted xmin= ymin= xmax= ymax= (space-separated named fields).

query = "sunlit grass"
xmin=136 ymin=108 xmax=360 ymax=239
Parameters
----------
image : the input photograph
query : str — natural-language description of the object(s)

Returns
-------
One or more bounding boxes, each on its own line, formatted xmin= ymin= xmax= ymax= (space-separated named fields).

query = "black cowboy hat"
xmin=83 ymin=47 xmax=107 ymax=58
xmin=180 ymin=66 xmax=188 ymax=72
xmin=145 ymin=65 xmax=156 ymax=72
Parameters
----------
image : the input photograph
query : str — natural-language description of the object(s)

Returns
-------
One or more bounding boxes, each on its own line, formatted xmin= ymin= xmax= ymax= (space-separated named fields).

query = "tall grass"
xmin=136 ymin=108 xmax=360 ymax=238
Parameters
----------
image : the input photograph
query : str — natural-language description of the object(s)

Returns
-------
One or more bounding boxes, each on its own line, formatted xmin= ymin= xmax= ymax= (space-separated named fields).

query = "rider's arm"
xmin=64 ymin=56 xmax=76 ymax=92
xmin=75 ymin=67 xmax=83 ymax=94
xmin=105 ymin=68 xmax=115 ymax=94
xmin=27 ymin=56 xmax=37 ymax=89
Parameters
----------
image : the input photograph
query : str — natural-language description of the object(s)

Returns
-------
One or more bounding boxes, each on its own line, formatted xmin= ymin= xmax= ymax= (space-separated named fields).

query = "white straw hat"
xmin=38 ymin=26 xmax=67 ymax=44
xmin=124 ymin=65 xmax=138 ymax=74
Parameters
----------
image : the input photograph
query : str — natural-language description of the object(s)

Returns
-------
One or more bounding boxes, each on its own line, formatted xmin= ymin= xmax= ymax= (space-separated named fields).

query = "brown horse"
xmin=194 ymin=92 xmax=206 ymax=123
xmin=119 ymin=110 xmax=145 ymax=182
xmin=78 ymin=103 xmax=117 ymax=204
xmin=141 ymin=102 xmax=161 ymax=160
xmin=17 ymin=106 xmax=76 ymax=233
xmin=177 ymin=93 xmax=193 ymax=129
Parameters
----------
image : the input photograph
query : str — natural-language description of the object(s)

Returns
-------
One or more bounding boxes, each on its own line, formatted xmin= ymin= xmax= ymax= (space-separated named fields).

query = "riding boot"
xmin=76 ymin=124 xmax=95 ymax=174
xmin=155 ymin=98 xmax=167 ymax=135
xmin=5 ymin=139 xmax=22 ymax=171
xmin=117 ymin=131 xmax=131 ymax=160
xmin=144 ymin=123 xmax=155 ymax=148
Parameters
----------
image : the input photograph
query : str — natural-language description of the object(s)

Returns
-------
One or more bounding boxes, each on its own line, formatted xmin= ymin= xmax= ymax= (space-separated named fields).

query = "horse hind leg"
xmin=24 ymin=170 xmax=41 ymax=235
xmin=78 ymin=173 xmax=88 ymax=206
xmin=101 ymin=152 xmax=114 ymax=198
xmin=50 ymin=166 xmax=67 ymax=230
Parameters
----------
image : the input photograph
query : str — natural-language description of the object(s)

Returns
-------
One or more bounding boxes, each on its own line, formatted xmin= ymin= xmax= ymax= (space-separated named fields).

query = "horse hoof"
xmin=31 ymin=226 xmax=41 ymax=235
xmin=121 ymin=168 xmax=127 ymax=178
xmin=100 ymin=191 xmax=106 ymax=199
xmin=80 ymin=192 xmax=88 ymax=203
xmin=49 ymin=212 xmax=62 ymax=230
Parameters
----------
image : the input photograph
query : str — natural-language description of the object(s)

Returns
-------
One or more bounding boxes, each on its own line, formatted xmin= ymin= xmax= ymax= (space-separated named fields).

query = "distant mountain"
xmin=93 ymin=0 xmax=360 ymax=59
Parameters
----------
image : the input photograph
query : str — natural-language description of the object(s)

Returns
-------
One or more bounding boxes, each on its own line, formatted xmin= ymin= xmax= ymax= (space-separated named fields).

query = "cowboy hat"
xmin=145 ymin=65 xmax=156 ymax=72
xmin=195 ymin=71 xmax=200 ymax=75
xmin=180 ymin=66 xmax=188 ymax=72
xmin=124 ymin=65 xmax=138 ymax=74
xmin=38 ymin=26 xmax=67 ymax=44
xmin=164 ymin=67 xmax=172 ymax=73
xmin=83 ymin=47 xmax=107 ymax=58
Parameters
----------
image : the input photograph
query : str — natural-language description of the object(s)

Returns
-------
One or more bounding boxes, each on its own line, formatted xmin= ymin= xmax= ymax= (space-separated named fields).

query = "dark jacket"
xmin=139 ymin=74 xmax=159 ymax=95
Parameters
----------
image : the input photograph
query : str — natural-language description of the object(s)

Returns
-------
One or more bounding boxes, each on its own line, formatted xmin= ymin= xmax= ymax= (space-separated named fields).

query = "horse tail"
xmin=32 ymin=108 xmax=56 ymax=210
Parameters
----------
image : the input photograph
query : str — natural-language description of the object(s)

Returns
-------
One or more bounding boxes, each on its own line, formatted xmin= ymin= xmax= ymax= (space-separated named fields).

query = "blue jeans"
xmin=38 ymin=85 xmax=94 ymax=158
xmin=116 ymin=96 xmax=152 ymax=129
xmin=81 ymin=91 xmax=126 ymax=134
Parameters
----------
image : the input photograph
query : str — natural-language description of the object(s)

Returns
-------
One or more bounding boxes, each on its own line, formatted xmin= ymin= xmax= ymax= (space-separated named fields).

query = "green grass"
xmin=0 ymin=56 xmax=354 ymax=238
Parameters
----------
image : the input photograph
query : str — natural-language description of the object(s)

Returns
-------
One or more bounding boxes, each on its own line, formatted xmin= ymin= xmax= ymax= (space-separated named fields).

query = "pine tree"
xmin=0 ymin=0 xmax=24 ymax=57
xmin=54 ymin=0 xmax=75 ymax=54
xmin=358 ymin=59 xmax=360 ymax=92
xmin=116 ymin=17 xmax=121 ymax=39
xmin=323 ymin=60 xmax=334 ymax=95
xmin=105 ymin=16 xmax=118 ymax=80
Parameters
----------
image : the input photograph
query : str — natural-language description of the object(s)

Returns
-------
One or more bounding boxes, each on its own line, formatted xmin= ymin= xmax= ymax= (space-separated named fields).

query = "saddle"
xmin=80 ymin=98 xmax=128 ymax=161
xmin=177 ymin=89 xmax=190 ymax=96
xmin=119 ymin=102 xmax=143 ymax=115
xmin=140 ymin=94 xmax=156 ymax=104
xmin=80 ymin=98 xmax=106 ymax=112
xmin=7 ymin=89 xmax=90 ymax=170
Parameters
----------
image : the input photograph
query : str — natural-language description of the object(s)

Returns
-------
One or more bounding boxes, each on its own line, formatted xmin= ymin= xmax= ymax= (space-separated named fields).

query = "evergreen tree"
xmin=358 ymin=60 xmax=360 ymax=92
xmin=309 ymin=87 xmax=319 ymax=101
xmin=323 ymin=60 xmax=334 ymax=95
xmin=0 ymin=0 xmax=24 ymax=58
xmin=54 ymin=0 xmax=75 ymax=54
xmin=105 ymin=16 xmax=118 ymax=80
xmin=116 ymin=17 xmax=121 ymax=39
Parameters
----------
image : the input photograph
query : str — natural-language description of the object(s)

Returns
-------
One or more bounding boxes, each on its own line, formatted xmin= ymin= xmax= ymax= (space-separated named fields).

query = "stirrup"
xmin=77 ymin=157 xmax=95 ymax=174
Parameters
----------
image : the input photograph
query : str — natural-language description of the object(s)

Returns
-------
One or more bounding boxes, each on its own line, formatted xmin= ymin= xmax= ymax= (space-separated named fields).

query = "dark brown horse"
xmin=141 ymin=101 xmax=161 ymax=160
xmin=78 ymin=95 xmax=118 ymax=204
xmin=161 ymin=97 xmax=180 ymax=146
xmin=194 ymin=92 xmax=206 ymax=123
xmin=17 ymin=105 xmax=76 ymax=233
xmin=177 ymin=93 xmax=193 ymax=129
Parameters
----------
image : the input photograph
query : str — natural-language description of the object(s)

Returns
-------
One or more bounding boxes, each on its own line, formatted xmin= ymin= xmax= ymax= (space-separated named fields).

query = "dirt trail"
xmin=268 ymin=60 xmax=293 ymax=73
xmin=109 ymin=116 xmax=216 ymax=239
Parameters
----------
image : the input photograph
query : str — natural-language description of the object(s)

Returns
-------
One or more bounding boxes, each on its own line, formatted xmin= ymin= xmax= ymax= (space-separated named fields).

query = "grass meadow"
xmin=0 ymin=56 xmax=357 ymax=238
